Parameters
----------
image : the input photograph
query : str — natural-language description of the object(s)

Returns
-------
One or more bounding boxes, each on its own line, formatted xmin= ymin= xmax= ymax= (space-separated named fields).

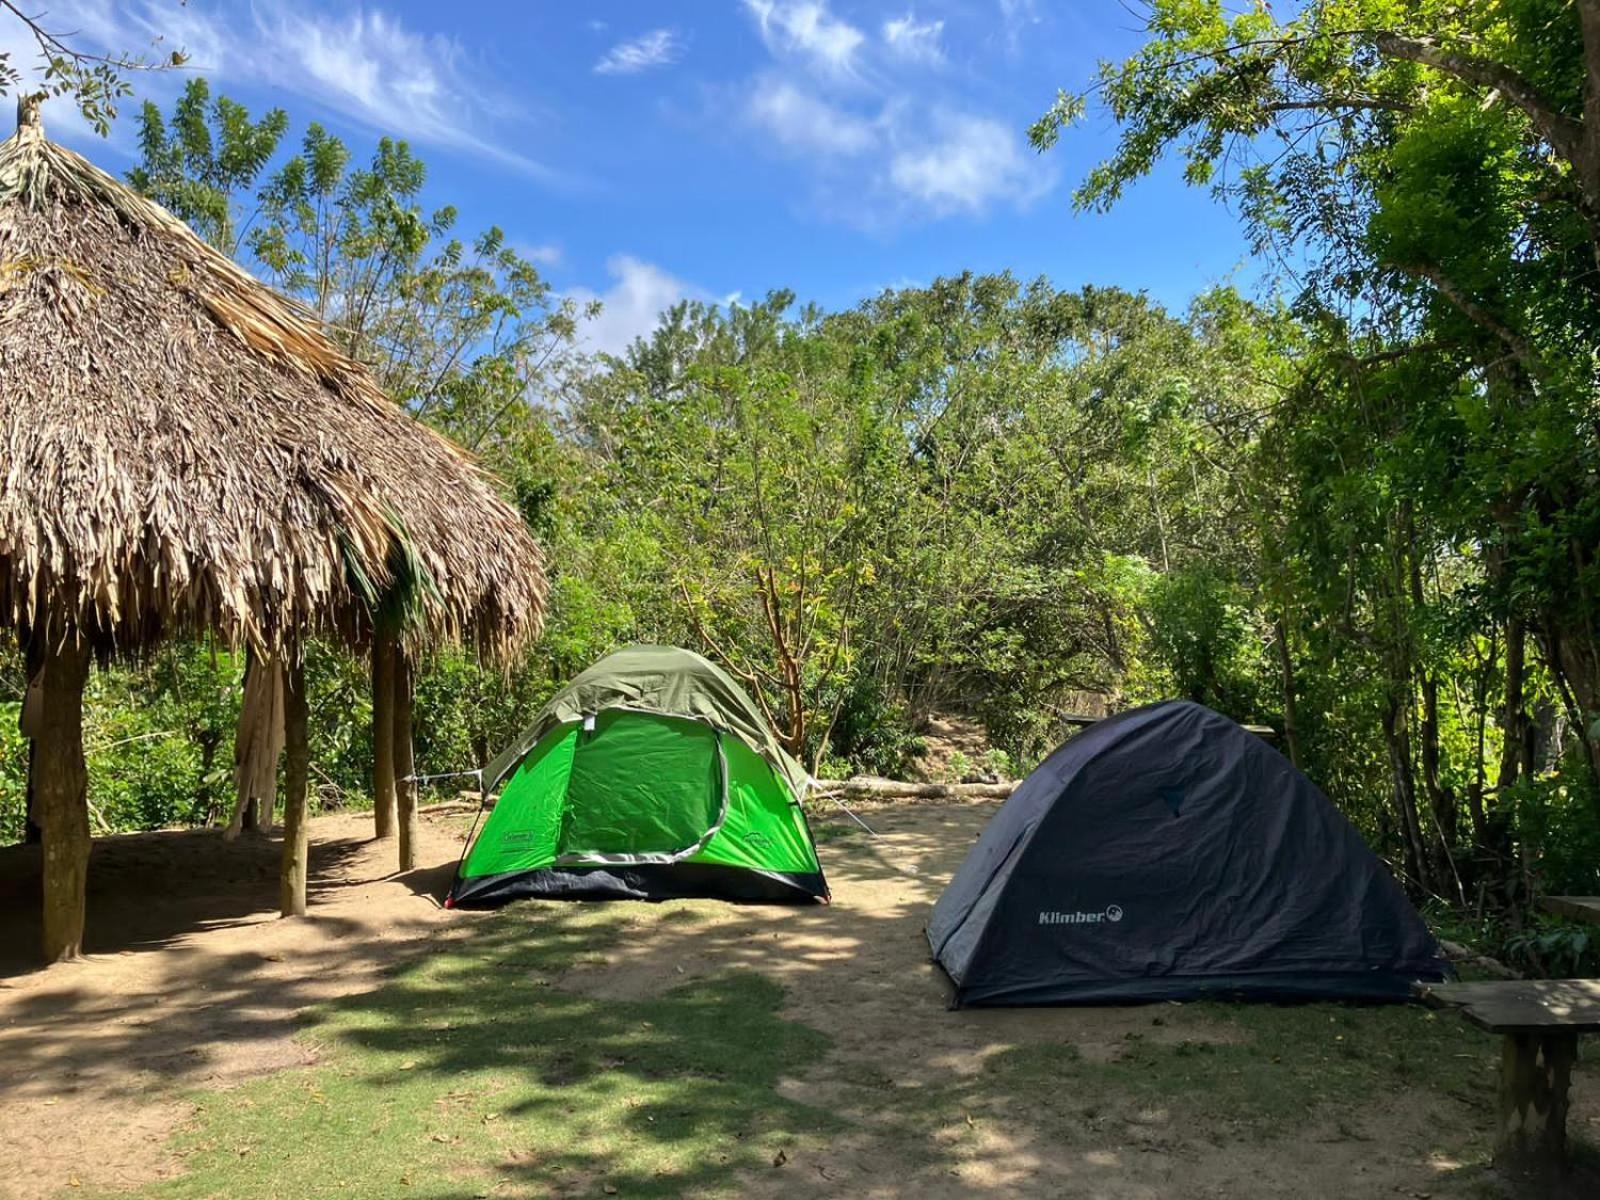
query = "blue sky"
xmin=6 ymin=1 xmax=1259 ymax=352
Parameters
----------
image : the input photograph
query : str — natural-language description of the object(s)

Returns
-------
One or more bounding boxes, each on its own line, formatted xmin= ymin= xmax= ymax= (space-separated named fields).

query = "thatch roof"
xmin=0 ymin=98 xmax=545 ymax=661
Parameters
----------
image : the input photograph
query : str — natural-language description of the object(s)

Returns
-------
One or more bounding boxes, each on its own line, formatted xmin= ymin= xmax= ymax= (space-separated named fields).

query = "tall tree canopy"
xmin=1032 ymin=0 xmax=1600 ymax=904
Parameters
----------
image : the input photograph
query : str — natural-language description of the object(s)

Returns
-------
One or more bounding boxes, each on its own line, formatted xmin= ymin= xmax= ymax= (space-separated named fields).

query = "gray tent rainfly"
xmin=928 ymin=700 xmax=1451 ymax=1006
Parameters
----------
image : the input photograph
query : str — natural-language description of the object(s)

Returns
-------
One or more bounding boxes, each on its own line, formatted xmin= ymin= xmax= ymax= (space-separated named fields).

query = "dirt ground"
xmin=0 ymin=803 xmax=1595 ymax=1199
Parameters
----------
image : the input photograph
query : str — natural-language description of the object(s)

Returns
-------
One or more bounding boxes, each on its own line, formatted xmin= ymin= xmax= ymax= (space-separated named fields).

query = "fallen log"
xmin=1056 ymin=712 xmax=1277 ymax=739
xmin=1438 ymin=938 xmax=1520 ymax=979
xmin=419 ymin=799 xmax=483 ymax=816
xmin=810 ymin=777 xmax=1018 ymax=800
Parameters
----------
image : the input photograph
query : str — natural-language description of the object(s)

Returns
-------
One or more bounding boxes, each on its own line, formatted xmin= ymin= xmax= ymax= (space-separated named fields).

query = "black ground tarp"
xmin=927 ymin=701 xmax=1450 ymax=1006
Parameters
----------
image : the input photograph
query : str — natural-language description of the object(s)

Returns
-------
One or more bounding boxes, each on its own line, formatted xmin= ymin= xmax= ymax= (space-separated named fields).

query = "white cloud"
xmin=747 ymin=77 xmax=875 ymax=157
xmin=997 ymin=0 xmax=1043 ymax=52
xmin=744 ymin=0 xmax=864 ymax=75
xmin=245 ymin=6 xmax=562 ymax=180
xmin=882 ymin=13 xmax=944 ymax=65
xmin=571 ymin=255 xmax=709 ymax=357
xmin=594 ymin=28 xmax=682 ymax=76
xmin=0 ymin=1 xmax=563 ymax=182
xmin=887 ymin=112 xmax=1052 ymax=216
xmin=511 ymin=240 xmax=563 ymax=267
xmin=733 ymin=0 xmax=1054 ymax=225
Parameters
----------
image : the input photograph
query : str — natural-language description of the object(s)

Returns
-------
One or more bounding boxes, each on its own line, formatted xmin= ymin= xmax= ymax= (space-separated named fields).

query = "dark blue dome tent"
xmin=927 ymin=701 xmax=1451 ymax=1007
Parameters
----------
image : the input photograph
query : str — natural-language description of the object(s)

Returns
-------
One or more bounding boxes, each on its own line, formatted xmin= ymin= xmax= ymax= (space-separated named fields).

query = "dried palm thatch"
xmin=0 ymin=97 xmax=546 ymax=663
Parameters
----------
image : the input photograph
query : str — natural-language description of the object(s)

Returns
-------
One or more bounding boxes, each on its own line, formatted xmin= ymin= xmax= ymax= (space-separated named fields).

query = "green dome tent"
xmin=447 ymin=646 xmax=829 ymax=907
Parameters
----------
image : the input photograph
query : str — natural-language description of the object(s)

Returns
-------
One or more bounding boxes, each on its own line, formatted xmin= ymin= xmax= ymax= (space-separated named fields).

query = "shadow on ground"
xmin=0 ymin=826 xmax=377 ymax=972
xmin=1 ymin=803 xmax=1596 ymax=1199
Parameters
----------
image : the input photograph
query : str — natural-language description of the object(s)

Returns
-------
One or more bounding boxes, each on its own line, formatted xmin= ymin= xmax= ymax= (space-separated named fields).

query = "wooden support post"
xmin=394 ymin=647 xmax=417 ymax=872
xmin=1496 ymin=1032 xmax=1577 ymax=1170
xmin=372 ymin=632 xmax=397 ymax=839
xmin=35 ymin=636 xmax=92 ymax=962
xmin=279 ymin=654 xmax=311 ymax=918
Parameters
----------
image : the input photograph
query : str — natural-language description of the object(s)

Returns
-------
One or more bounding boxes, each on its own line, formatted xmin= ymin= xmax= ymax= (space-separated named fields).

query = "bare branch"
xmin=1371 ymin=31 xmax=1585 ymax=171
xmin=1391 ymin=262 xmax=1542 ymax=376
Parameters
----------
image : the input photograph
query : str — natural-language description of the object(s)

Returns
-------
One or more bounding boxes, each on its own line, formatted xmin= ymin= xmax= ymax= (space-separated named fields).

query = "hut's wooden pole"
xmin=35 ymin=635 xmax=92 ymax=962
xmin=372 ymin=632 xmax=398 ymax=839
xmin=279 ymin=652 xmax=311 ymax=917
xmin=394 ymin=647 xmax=418 ymax=871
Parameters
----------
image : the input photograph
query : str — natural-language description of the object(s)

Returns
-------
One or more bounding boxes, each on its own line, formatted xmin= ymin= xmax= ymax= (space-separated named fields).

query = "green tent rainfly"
xmin=447 ymin=646 xmax=829 ymax=907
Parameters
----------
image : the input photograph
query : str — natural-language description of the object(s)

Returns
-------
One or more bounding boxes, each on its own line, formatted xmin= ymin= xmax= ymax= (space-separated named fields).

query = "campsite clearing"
xmin=1 ymin=802 xmax=1596 ymax=1200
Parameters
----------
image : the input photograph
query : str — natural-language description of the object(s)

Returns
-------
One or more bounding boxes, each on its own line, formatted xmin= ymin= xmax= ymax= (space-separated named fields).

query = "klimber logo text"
xmin=1038 ymin=905 xmax=1123 ymax=925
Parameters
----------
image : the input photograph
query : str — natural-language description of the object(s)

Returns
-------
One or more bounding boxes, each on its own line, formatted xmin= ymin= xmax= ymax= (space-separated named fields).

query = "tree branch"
xmin=1392 ymin=262 xmax=1541 ymax=376
xmin=1371 ymin=31 xmax=1586 ymax=173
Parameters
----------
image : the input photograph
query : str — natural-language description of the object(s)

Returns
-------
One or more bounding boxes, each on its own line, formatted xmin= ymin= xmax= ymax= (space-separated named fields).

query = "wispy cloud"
xmin=997 ymin=0 xmax=1044 ymax=53
xmin=510 ymin=240 xmax=564 ymax=268
xmin=2 ymin=1 xmax=566 ymax=183
xmin=747 ymin=77 xmax=875 ymax=156
xmin=882 ymin=13 xmax=944 ymax=65
xmin=887 ymin=112 xmax=1050 ymax=216
xmin=594 ymin=28 xmax=683 ymax=76
xmin=744 ymin=0 xmax=864 ymax=76
xmin=734 ymin=1 xmax=1054 ymax=225
xmin=245 ymin=5 xmax=563 ymax=182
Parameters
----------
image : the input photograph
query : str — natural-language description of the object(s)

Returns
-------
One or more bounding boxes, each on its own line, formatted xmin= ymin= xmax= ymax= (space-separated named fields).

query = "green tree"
xmin=250 ymin=127 xmax=591 ymax=448
xmin=127 ymin=78 xmax=288 ymax=253
xmin=1034 ymin=0 xmax=1600 ymax=897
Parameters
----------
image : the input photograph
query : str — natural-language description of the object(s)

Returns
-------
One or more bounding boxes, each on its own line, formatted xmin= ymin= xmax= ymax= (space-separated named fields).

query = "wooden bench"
xmin=1415 ymin=979 xmax=1600 ymax=1170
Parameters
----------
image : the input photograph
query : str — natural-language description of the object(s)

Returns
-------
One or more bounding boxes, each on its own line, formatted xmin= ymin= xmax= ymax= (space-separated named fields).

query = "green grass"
xmin=108 ymin=903 xmax=1582 ymax=1199
xmin=120 ymin=909 xmax=835 ymax=1200
xmin=978 ymin=1001 xmax=1497 ymax=1137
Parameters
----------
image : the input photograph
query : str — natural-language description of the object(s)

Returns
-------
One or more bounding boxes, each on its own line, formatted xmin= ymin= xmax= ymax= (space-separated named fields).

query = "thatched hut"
xmin=0 ymin=96 xmax=546 ymax=961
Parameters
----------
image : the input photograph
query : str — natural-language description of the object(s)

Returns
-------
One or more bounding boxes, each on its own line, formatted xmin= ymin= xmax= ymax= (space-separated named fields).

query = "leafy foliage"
xmin=14 ymin=15 xmax=1600 ymax=963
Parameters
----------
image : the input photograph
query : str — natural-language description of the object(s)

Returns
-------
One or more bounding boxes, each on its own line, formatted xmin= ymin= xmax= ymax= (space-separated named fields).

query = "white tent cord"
xmin=402 ymin=768 xmax=485 ymax=788
xmin=819 ymin=790 xmax=883 ymax=838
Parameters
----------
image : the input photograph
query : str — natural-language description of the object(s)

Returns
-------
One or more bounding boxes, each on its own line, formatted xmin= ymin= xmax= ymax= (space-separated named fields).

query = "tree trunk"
xmin=1467 ymin=631 xmax=1495 ymax=855
xmin=1273 ymin=616 xmax=1301 ymax=768
xmin=1541 ymin=629 xmax=1600 ymax=823
xmin=1544 ymin=622 xmax=1600 ymax=823
xmin=1578 ymin=0 xmax=1600 ymax=249
xmin=196 ymin=730 xmax=221 ymax=825
xmin=1419 ymin=676 xmax=1450 ymax=828
xmin=1384 ymin=696 xmax=1432 ymax=895
xmin=35 ymin=636 xmax=92 ymax=962
xmin=1405 ymin=530 xmax=1452 ymax=845
xmin=394 ymin=647 xmax=417 ymax=872
xmin=1499 ymin=618 xmax=1529 ymax=797
xmin=757 ymin=566 xmax=808 ymax=757
xmin=279 ymin=654 xmax=311 ymax=918
xmin=372 ymin=632 xmax=397 ymax=840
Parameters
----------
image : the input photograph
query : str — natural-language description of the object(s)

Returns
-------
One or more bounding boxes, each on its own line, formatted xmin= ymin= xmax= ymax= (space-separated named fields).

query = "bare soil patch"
xmin=0 ymin=813 xmax=480 ymax=1199
xmin=0 ymin=802 xmax=1595 ymax=1199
